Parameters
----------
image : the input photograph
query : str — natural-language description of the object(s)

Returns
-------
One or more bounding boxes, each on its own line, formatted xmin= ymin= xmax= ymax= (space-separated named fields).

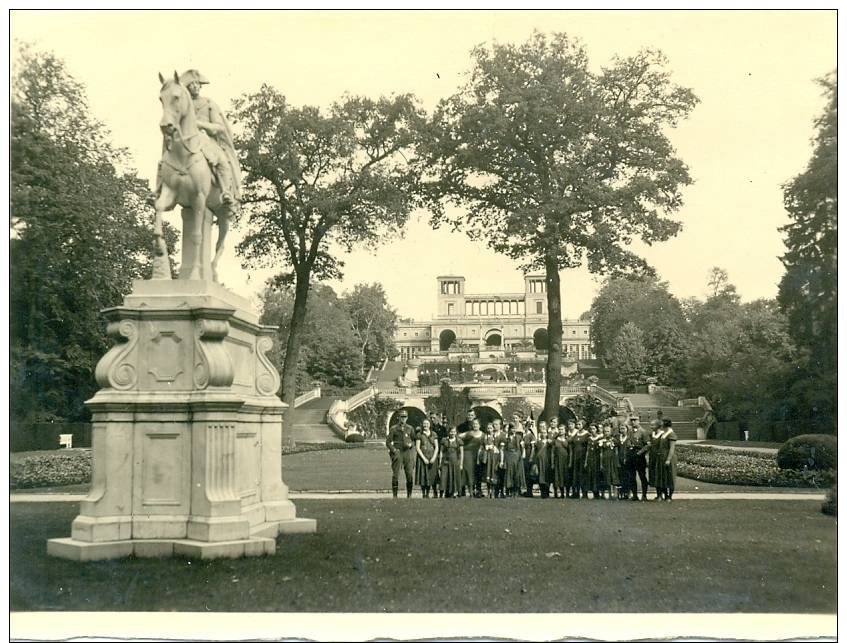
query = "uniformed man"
xmin=455 ymin=409 xmax=478 ymax=435
xmin=630 ymin=416 xmax=651 ymax=501
xmin=386 ymin=410 xmax=417 ymax=498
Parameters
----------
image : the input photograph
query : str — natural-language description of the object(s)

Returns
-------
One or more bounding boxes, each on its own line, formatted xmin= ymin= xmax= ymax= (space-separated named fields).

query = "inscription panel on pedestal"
xmin=133 ymin=424 xmax=190 ymax=514
xmin=144 ymin=322 xmax=189 ymax=390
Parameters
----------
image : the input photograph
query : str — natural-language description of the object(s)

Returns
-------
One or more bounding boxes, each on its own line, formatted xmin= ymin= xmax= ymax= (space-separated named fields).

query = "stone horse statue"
xmin=153 ymin=71 xmax=230 ymax=282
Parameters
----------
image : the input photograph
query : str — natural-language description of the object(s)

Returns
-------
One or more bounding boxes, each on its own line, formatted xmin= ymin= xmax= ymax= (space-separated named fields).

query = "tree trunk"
xmin=543 ymin=254 xmax=563 ymax=423
xmin=280 ymin=267 xmax=311 ymax=447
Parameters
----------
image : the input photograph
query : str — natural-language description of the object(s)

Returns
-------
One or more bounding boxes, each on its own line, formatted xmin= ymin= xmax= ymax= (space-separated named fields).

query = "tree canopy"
xmin=259 ymin=281 xmax=364 ymax=392
xmin=10 ymin=45 xmax=176 ymax=428
xmin=231 ymin=87 xmax=423 ymax=435
xmin=417 ymin=32 xmax=697 ymax=418
xmin=588 ymin=275 xmax=688 ymax=363
xmin=776 ymin=72 xmax=836 ymax=432
xmin=342 ymin=282 xmax=399 ymax=370
xmin=609 ymin=322 xmax=648 ymax=393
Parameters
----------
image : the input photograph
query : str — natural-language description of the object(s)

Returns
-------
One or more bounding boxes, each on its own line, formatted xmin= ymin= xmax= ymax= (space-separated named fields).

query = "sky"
xmin=10 ymin=9 xmax=836 ymax=321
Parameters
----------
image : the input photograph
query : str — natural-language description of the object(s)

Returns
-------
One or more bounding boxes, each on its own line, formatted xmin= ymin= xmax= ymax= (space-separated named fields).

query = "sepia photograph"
xmin=8 ymin=7 xmax=837 ymax=641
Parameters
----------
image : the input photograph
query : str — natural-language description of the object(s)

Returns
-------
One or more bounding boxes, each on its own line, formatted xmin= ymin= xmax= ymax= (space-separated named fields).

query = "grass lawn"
xmin=11 ymin=499 xmax=835 ymax=613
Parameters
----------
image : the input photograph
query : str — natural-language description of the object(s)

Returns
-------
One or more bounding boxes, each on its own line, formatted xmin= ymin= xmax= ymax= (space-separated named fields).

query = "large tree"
xmin=231 ymin=88 xmax=422 ymax=441
xmin=11 ymin=45 xmax=175 ymax=429
xmin=686 ymin=299 xmax=796 ymax=430
xmin=610 ymin=322 xmax=648 ymax=393
xmin=776 ymin=72 xmax=836 ymax=431
xmin=419 ymin=32 xmax=697 ymax=419
xmin=342 ymin=282 xmax=399 ymax=370
xmin=589 ymin=275 xmax=688 ymax=364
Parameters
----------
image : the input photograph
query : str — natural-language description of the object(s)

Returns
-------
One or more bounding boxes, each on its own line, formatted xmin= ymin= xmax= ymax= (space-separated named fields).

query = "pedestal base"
xmin=47 ymin=518 xmax=316 ymax=561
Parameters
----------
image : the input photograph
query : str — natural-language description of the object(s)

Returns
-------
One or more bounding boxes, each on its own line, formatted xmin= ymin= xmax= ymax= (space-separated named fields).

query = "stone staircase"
xmin=377 ymin=360 xmax=405 ymax=383
xmin=287 ymin=397 xmax=343 ymax=443
xmin=577 ymin=361 xmax=620 ymax=392
xmin=626 ymin=395 xmax=703 ymax=440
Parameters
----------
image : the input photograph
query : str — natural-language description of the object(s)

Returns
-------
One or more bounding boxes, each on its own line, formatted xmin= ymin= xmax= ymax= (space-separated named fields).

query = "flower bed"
xmin=676 ymin=444 xmax=834 ymax=488
xmin=281 ymin=442 xmax=365 ymax=456
xmin=11 ymin=443 xmax=363 ymax=489
xmin=10 ymin=450 xmax=92 ymax=489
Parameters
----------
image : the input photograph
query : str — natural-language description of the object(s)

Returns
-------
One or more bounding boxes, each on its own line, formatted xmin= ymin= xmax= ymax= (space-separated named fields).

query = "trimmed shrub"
xmin=676 ymin=444 xmax=834 ymax=488
xmin=822 ymin=484 xmax=837 ymax=516
xmin=344 ymin=433 xmax=365 ymax=443
xmin=776 ymin=434 xmax=837 ymax=471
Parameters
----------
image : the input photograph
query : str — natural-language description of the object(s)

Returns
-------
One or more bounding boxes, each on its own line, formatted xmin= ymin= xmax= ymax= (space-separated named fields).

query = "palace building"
xmin=394 ymin=274 xmax=594 ymax=361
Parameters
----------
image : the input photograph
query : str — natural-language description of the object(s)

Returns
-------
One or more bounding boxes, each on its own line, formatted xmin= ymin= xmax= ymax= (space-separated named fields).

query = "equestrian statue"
xmin=153 ymin=69 xmax=242 ymax=282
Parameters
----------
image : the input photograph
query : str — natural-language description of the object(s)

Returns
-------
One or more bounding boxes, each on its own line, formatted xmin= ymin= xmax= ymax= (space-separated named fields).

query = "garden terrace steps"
xmin=625 ymin=393 xmax=668 ymax=407
xmin=291 ymin=423 xmax=343 ymax=443
xmin=288 ymin=396 xmax=344 ymax=444
xmin=627 ymin=400 xmax=703 ymax=440
xmin=634 ymin=406 xmax=703 ymax=422
xmin=377 ymin=361 xmax=405 ymax=383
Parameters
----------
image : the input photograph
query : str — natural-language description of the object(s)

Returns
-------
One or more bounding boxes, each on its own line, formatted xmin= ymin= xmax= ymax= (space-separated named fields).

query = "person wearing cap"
xmin=386 ymin=410 xmax=417 ymax=498
xmin=178 ymin=69 xmax=241 ymax=207
xmin=456 ymin=409 xmax=477 ymax=436
xmin=430 ymin=412 xmax=449 ymax=443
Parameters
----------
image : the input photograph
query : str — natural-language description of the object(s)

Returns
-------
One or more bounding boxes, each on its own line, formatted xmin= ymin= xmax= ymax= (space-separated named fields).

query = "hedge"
xmin=776 ymin=434 xmax=837 ymax=471
xmin=677 ymin=444 xmax=834 ymax=488
xmin=822 ymin=484 xmax=837 ymax=516
xmin=11 ymin=442 xmax=364 ymax=489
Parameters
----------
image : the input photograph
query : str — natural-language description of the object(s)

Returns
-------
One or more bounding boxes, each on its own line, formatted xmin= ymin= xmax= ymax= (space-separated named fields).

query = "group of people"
xmin=385 ymin=408 xmax=678 ymax=502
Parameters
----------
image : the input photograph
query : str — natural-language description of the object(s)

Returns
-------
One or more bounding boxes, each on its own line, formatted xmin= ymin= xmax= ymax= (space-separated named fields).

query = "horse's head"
xmin=158 ymin=71 xmax=192 ymax=137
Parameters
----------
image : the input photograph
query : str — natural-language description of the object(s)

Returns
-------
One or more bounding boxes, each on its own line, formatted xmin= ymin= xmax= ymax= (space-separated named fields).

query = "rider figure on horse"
xmin=160 ymin=69 xmax=241 ymax=208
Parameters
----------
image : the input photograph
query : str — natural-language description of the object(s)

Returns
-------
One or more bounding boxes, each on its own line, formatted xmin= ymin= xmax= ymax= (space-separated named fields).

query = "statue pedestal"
xmin=405 ymin=358 xmax=421 ymax=385
xmin=47 ymin=279 xmax=316 ymax=561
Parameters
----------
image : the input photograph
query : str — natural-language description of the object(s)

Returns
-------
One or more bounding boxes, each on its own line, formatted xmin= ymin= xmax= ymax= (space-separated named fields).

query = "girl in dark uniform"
xmin=532 ymin=422 xmax=552 ymax=498
xmin=495 ymin=421 xmax=508 ymax=498
xmin=552 ymin=422 xmax=570 ymax=499
xmin=585 ymin=424 xmax=603 ymax=499
xmin=600 ymin=424 xmax=620 ymax=500
xmin=616 ymin=423 xmax=631 ymax=499
xmin=655 ymin=419 xmax=678 ymax=501
xmin=415 ymin=419 xmax=439 ymax=498
xmin=439 ymin=426 xmax=463 ymax=498
xmin=570 ymin=421 xmax=589 ymax=499
xmin=459 ymin=418 xmax=484 ymax=498
xmin=519 ymin=419 xmax=536 ymax=497
xmin=648 ymin=420 xmax=663 ymax=501
xmin=501 ymin=423 xmax=526 ymax=498
xmin=483 ymin=420 xmax=501 ymax=498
